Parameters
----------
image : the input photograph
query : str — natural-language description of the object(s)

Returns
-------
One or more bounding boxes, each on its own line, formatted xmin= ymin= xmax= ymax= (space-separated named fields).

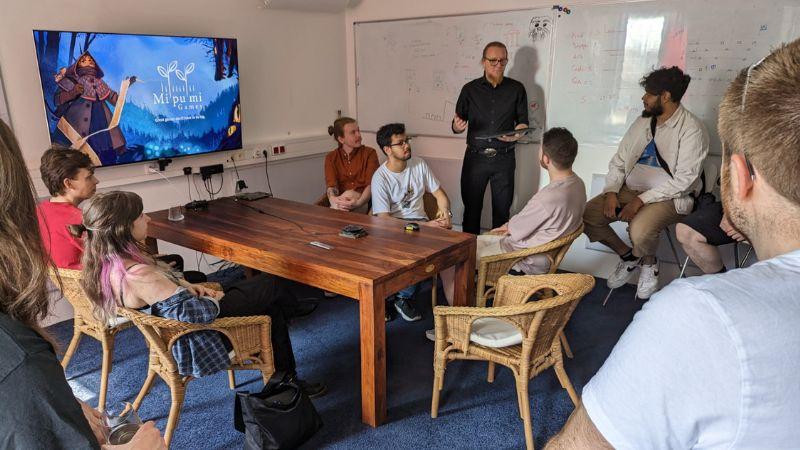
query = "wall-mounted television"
xmin=33 ymin=30 xmax=242 ymax=168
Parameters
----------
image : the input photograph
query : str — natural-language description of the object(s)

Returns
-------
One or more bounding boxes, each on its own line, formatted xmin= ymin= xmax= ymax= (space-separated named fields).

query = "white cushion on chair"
xmin=469 ymin=318 xmax=523 ymax=348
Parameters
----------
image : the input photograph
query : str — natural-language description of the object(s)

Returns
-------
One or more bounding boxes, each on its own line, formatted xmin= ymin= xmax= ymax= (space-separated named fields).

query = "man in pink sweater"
xmin=483 ymin=128 xmax=585 ymax=275
xmin=437 ymin=128 xmax=585 ymax=315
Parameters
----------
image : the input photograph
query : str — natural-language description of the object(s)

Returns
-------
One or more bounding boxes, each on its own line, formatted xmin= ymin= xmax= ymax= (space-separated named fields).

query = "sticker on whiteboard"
xmin=551 ymin=5 xmax=572 ymax=15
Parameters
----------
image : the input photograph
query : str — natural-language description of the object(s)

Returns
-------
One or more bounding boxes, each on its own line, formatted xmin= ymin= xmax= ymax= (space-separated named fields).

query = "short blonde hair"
xmin=718 ymin=38 xmax=800 ymax=207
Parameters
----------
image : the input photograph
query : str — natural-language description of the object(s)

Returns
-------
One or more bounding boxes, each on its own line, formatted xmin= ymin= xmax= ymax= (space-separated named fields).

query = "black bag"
xmin=234 ymin=381 xmax=323 ymax=449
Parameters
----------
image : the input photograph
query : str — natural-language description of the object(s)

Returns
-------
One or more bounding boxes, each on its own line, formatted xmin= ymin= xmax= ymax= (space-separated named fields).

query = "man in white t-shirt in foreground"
xmin=545 ymin=38 xmax=800 ymax=449
xmin=371 ymin=122 xmax=452 ymax=322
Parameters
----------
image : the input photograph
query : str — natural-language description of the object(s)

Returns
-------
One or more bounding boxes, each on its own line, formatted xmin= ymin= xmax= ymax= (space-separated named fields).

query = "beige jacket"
xmin=602 ymin=105 xmax=710 ymax=215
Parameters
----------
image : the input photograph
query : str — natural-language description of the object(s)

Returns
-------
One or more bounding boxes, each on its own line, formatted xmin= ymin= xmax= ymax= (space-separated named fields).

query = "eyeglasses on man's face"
xmin=484 ymin=58 xmax=509 ymax=67
xmin=389 ymin=137 xmax=412 ymax=147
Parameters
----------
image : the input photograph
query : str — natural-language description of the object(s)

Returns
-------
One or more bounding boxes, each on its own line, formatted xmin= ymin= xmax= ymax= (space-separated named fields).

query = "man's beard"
xmin=393 ymin=149 xmax=411 ymax=161
xmin=642 ymin=98 xmax=664 ymax=118
xmin=720 ymin=162 xmax=752 ymax=243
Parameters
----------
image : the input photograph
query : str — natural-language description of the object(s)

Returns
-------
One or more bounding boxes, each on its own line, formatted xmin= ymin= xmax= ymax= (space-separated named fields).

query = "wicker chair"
xmin=476 ymin=224 xmax=584 ymax=307
xmin=52 ymin=268 xmax=134 ymax=413
xmin=117 ymin=307 xmax=274 ymax=447
xmin=431 ymin=273 xmax=595 ymax=450
xmin=475 ymin=225 xmax=584 ymax=358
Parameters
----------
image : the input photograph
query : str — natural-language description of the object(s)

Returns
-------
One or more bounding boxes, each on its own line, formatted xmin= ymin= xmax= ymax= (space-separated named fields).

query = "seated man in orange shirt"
xmin=324 ymin=117 xmax=379 ymax=214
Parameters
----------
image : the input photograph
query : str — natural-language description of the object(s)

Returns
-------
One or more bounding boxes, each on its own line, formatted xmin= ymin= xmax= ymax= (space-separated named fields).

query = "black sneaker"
xmin=385 ymin=299 xmax=396 ymax=322
xmin=281 ymin=300 xmax=317 ymax=319
xmin=295 ymin=378 xmax=327 ymax=399
xmin=394 ymin=296 xmax=421 ymax=322
xmin=279 ymin=373 xmax=327 ymax=399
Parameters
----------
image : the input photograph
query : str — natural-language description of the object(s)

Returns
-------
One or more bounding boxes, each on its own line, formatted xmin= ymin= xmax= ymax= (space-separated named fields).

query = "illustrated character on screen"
xmin=219 ymin=102 xmax=242 ymax=150
xmin=529 ymin=16 xmax=552 ymax=42
xmin=213 ymin=38 xmax=239 ymax=81
xmin=53 ymin=52 xmax=137 ymax=166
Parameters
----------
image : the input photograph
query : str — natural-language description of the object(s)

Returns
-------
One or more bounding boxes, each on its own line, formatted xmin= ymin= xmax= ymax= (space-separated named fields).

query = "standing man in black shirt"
xmin=453 ymin=41 xmax=529 ymax=234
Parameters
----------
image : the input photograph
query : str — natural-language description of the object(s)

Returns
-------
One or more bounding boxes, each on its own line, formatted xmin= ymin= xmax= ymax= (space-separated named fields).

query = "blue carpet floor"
xmin=47 ymin=272 xmax=643 ymax=449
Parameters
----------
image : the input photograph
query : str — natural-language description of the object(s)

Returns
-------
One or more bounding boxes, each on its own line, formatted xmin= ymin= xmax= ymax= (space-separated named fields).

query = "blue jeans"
xmin=396 ymin=283 xmax=419 ymax=300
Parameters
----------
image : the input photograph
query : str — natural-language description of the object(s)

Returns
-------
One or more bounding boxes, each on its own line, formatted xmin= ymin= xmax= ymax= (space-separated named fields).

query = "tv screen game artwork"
xmin=33 ymin=30 xmax=242 ymax=167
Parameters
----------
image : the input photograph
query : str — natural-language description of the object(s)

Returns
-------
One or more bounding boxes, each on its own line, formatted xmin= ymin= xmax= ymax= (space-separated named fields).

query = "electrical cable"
xmin=186 ymin=175 xmax=194 ymax=202
xmin=231 ymin=153 xmax=241 ymax=180
xmin=151 ymin=169 xmax=183 ymax=198
xmin=262 ymin=150 xmax=273 ymax=196
xmin=203 ymin=173 xmax=223 ymax=199
xmin=235 ymin=199 xmax=330 ymax=237
xmin=191 ymin=174 xmax=206 ymax=200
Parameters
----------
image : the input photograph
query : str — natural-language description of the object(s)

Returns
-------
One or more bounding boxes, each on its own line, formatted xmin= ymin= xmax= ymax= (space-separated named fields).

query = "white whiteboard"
xmin=547 ymin=0 xmax=800 ymax=154
xmin=355 ymin=8 xmax=553 ymax=137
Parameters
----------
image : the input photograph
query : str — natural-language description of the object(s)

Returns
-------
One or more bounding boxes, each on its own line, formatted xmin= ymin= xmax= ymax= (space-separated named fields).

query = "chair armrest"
xmin=120 ymin=309 xmax=272 ymax=362
xmin=476 ymin=227 xmax=584 ymax=306
xmin=493 ymin=274 xmax=595 ymax=307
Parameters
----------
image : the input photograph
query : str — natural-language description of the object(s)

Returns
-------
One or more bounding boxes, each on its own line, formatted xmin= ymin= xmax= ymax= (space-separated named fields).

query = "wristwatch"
xmin=441 ymin=209 xmax=453 ymax=218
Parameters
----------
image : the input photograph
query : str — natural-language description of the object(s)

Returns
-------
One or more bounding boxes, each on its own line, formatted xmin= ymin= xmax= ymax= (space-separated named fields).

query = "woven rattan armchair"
xmin=476 ymin=225 xmax=584 ymax=359
xmin=431 ymin=273 xmax=595 ymax=450
xmin=51 ymin=268 xmax=134 ymax=413
xmin=476 ymin=224 xmax=584 ymax=307
xmin=118 ymin=308 xmax=275 ymax=447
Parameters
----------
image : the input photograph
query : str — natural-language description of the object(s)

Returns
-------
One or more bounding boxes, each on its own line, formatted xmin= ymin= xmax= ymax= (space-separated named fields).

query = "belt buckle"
xmin=483 ymin=148 xmax=497 ymax=158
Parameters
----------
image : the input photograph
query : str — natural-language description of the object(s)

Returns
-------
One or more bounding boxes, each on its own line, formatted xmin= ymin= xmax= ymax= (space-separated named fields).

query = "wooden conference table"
xmin=147 ymin=196 xmax=476 ymax=427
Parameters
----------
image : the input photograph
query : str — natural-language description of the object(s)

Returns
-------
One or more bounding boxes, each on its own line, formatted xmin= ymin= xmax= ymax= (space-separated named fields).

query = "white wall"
xmin=344 ymin=0 xmax=741 ymax=283
xmin=0 ymin=0 xmax=347 ymax=323
xmin=345 ymin=0 xmax=639 ymax=279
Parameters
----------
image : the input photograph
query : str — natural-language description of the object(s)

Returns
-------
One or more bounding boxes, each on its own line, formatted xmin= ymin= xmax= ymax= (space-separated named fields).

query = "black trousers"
xmin=155 ymin=254 xmax=207 ymax=284
xmin=460 ymin=149 xmax=516 ymax=234
xmin=217 ymin=274 xmax=297 ymax=374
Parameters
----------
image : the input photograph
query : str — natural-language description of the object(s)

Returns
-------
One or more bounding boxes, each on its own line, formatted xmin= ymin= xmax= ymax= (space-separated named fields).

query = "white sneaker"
xmin=637 ymin=261 xmax=660 ymax=299
xmin=425 ymin=328 xmax=436 ymax=342
xmin=607 ymin=258 xmax=640 ymax=289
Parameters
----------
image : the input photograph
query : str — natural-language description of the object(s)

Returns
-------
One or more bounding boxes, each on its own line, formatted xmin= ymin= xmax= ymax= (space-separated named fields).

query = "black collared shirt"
xmin=454 ymin=75 xmax=528 ymax=150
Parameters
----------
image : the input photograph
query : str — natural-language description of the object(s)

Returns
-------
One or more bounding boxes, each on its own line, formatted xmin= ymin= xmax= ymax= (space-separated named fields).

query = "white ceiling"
xmin=261 ymin=0 xmax=356 ymax=13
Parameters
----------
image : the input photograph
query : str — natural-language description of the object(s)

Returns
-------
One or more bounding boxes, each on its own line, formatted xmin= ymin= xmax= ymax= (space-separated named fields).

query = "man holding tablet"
xmin=452 ymin=41 xmax=529 ymax=235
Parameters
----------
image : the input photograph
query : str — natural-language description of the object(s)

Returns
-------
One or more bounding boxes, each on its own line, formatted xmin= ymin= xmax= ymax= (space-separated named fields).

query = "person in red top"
xmin=324 ymin=117 xmax=379 ymax=214
xmin=36 ymin=146 xmax=98 ymax=269
xmin=37 ymin=146 xmax=207 ymax=283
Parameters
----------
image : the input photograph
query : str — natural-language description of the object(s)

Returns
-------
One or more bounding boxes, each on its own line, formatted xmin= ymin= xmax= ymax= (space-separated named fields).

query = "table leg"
xmin=358 ymin=282 xmax=387 ymax=427
xmin=452 ymin=240 xmax=477 ymax=307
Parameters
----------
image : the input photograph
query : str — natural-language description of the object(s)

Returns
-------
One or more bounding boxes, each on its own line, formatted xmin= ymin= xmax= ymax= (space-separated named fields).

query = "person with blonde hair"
xmin=0 ymin=119 xmax=165 ymax=448
xmin=323 ymin=116 xmax=379 ymax=213
xmin=75 ymin=191 xmax=325 ymax=396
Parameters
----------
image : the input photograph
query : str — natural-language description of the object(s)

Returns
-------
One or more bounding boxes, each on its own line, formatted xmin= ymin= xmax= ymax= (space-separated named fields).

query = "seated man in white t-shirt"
xmin=371 ymin=122 xmax=452 ymax=322
xmin=545 ymin=39 xmax=800 ymax=449
xmin=438 ymin=127 xmax=586 ymax=306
